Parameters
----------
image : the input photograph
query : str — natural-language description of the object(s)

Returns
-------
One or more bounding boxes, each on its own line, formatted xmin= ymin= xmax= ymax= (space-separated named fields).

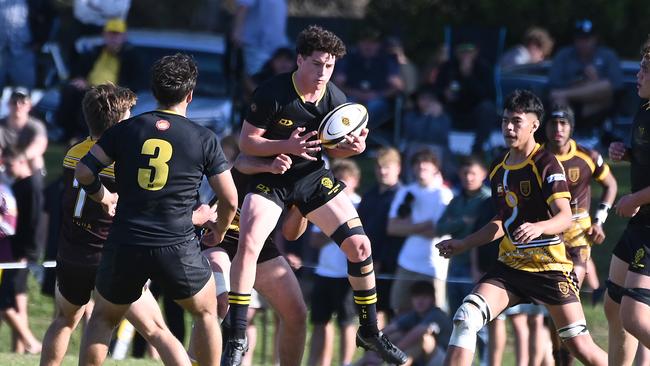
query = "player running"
xmin=437 ymin=90 xmax=607 ymax=366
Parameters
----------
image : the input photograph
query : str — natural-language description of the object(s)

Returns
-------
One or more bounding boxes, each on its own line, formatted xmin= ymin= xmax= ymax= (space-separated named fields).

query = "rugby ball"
xmin=318 ymin=103 xmax=368 ymax=148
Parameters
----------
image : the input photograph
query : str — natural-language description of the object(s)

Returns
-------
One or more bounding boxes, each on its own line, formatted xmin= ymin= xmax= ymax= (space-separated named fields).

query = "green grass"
xmin=0 ymin=149 xmax=632 ymax=364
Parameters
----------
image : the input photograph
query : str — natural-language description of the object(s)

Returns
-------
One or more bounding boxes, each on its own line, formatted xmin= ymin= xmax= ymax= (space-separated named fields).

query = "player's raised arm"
xmin=74 ymin=144 xmax=117 ymax=216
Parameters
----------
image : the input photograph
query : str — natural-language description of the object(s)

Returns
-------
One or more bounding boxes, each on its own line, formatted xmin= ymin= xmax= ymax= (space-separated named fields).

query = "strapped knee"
xmin=606 ymin=279 xmax=625 ymax=304
xmin=623 ymin=287 xmax=650 ymax=307
xmin=347 ymin=256 xmax=373 ymax=277
xmin=330 ymin=217 xmax=366 ymax=247
xmin=213 ymin=271 xmax=229 ymax=296
xmin=449 ymin=294 xmax=492 ymax=351
xmin=557 ymin=319 xmax=589 ymax=341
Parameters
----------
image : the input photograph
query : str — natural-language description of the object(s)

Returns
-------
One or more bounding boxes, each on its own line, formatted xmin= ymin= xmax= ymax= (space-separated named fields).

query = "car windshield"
xmin=130 ymin=46 xmax=227 ymax=97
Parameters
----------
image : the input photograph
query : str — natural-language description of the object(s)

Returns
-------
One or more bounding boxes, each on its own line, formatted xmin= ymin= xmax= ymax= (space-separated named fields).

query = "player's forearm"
xmin=239 ymin=135 xmax=292 ymax=157
xmin=599 ymin=173 xmax=618 ymax=207
xmin=462 ymin=217 xmax=503 ymax=249
xmin=631 ymin=186 xmax=650 ymax=207
xmin=214 ymin=198 xmax=237 ymax=234
xmin=234 ymin=154 xmax=275 ymax=174
xmin=538 ymin=206 xmax=573 ymax=235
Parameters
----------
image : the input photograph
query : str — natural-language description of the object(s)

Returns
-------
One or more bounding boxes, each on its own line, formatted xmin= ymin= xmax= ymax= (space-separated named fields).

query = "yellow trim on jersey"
xmin=574 ymin=150 xmax=596 ymax=173
xmin=554 ymin=140 xmax=577 ymax=162
xmin=291 ymin=72 xmax=326 ymax=106
xmin=546 ymin=192 xmax=571 ymax=206
xmin=530 ymin=161 xmax=543 ymax=188
xmin=644 ymin=101 xmax=650 ymax=110
xmin=157 ymin=109 xmax=181 ymax=116
xmin=489 ymin=162 xmax=504 ymax=180
xmin=595 ymin=164 xmax=610 ymax=182
xmin=502 ymin=144 xmax=541 ymax=170
xmin=62 ymin=137 xmax=115 ymax=178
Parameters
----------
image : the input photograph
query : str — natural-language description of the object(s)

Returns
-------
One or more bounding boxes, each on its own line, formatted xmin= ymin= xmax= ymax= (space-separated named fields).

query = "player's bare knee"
xmin=449 ymin=294 xmax=492 ymax=352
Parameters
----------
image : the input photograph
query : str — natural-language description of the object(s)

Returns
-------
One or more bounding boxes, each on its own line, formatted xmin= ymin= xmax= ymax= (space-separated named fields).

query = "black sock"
xmin=353 ymin=287 xmax=379 ymax=337
xmin=228 ymin=292 xmax=251 ymax=339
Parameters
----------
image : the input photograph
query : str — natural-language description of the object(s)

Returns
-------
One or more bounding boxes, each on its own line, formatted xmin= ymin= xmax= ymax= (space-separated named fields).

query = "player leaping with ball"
xmin=224 ymin=25 xmax=407 ymax=366
xmin=437 ymin=90 xmax=607 ymax=366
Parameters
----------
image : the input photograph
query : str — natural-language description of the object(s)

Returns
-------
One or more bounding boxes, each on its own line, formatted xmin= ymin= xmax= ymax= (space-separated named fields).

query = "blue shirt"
xmin=549 ymin=45 xmax=623 ymax=90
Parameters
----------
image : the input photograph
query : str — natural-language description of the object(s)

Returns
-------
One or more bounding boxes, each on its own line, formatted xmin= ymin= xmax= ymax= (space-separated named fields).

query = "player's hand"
xmin=192 ymin=204 xmax=217 ymax=226
xmin=337 ymin=128 xmax=369 ymax=154
xmin=609 ymin=142 xmax=628 ymax=162
xmin=587 ymin=223 xmax=606 ymax=245
xmin=513 ymin=222 xmax=544 ymax=243
xmin=615 ymin=193 xmax=640 ymax=218
xmin=286 ymin=127 xmax=321 ymax=161
xmin=269 ymin=154 xmax=292 ymax=174
xmin=285 ymin=253 xmax=302 ymax=270
xmin=436 ymin=239 xmax=466 ymax=258
xmin=100 ymin=192 xmax=118 ymax=217
xmin=200 ymin=221 xmax=226 ymax=247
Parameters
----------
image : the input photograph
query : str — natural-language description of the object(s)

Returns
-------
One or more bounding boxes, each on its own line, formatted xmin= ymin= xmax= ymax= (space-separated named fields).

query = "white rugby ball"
xmin=318 ymin=103 xmax=368 ymax=148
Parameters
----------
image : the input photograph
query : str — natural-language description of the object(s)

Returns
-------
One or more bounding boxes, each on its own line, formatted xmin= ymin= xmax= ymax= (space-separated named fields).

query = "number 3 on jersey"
xmin=138 ymin=139 xmax=173 ymax=191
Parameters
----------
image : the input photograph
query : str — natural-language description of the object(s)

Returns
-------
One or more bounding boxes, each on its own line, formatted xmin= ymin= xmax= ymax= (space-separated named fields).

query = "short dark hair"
xmin=459 ymin=155 xmax=487 ymax=170
xmin=410 ymin=148 xmax=440 ymax=168
xmin=642 ymin=34 xmax=650 ymax=61
xmin=503 ymin=89 xmax=544 ymax=121
xmin=151 ymin=53 xmax=198 ymax=107
xmin=410 ymin=281 xmax=435 ymax=298
xmin=82 ymin=83 xmax=136 ymax=137
xmin=296 ymin=25 xmax=346 ymax=59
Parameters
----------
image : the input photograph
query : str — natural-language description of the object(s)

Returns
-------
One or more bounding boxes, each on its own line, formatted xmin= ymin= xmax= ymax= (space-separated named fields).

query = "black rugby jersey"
xmin=95 ymin=110 xmax=229 ymax=246
xmin=630 ymin=102 xmax=650 ymax=225
xmin=245 ymin=72 xmax=347 ymax=172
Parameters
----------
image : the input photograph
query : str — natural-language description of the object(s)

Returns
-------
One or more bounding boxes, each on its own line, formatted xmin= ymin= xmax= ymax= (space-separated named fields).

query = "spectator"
xmin=387 ymin=149 xmax=453 ymax=314
xmin=436 ymin=156 xmax=490 ymax=315
xmin=0 ymin=88 xmax=48 ymax=172
xmin=334 ymin=28 xmax=404 ymax=127
xmin=0 ymin=0 xmax=36 ymax=90
xmin=308 ymin=159 xmax=361 ymax=366
xmin=499 ymin=27 xmax=555 ymax=69
xmin=356 ymin=281 xmax=452 ymax=366
xmin=386 ymin=36 xmax=419 ymax=96
xmin=434 ymin=41 xmax=498 ymax=153
xmin=231 ymin=0 xmax=288 ymax=76
xmin=0 ymin=147 xmax=43 ymax=354
xmin=357 ymin=147 xmax=405 ymax=324
xmin=548 ymin=19 xmax=623 ymax=134
xmin=246 ymin=47 xmax=296 ymax=97
xmin=401 ymin=86 xmax=452 ymax=157
xmin=55 ymin=18 xmax=140 ymax=142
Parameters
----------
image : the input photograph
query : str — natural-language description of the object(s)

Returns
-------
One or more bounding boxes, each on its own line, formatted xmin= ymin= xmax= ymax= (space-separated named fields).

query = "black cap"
xmin=548 ymin=104 xmax=575 ymax=128
xmin=574 ymin=19 xmax=595 ymax=37
xmin=9 ymin=87 xmax=30 ymax=100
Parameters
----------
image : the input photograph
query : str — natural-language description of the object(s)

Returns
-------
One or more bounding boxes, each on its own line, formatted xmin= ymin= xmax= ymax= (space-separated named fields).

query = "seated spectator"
xmin=548 ymin=19 xmax=623 ymax=134
xmin=0 ymin=88 xmax=48 ymax=172
xmin=0 ymin=0 xmax=36 ymax=90
xmin=356 ymin=281 xmax=452 ymax=366
xmin=434 ymin=42 xmax=497 ymax=152
xmin=334 ymin=28 xmax=404 ymax=127
xmin=387 ymin=149 xmax=453 ymax=314
xmin=386 ymin=36 xmax=419 ymax=96
xmin=401 ymin=86 xmax=452 ymax=151
xmin=55 ymin=18 xmax=140 ymax=142
xmin=499 ymin=27 xmax=554 ymax=69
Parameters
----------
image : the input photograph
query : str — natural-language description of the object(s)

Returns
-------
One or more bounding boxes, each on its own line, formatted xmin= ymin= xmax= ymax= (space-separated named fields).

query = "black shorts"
xmin=566 ymin=245 xmax=591 ymax=269
xmin=480 ymin=261 xmax=580 ymax=306
xmin=56 ymin=260 xmax=98 ymax=306
xmin=248 ymin=165 xmax=346 ymax=215
xmin=612 ymin=223 xmax=650 ymax=276
xmin=214 ymin=236 xmax=281 ymax=264
xmin=96 ymin=237 xmax=212 ymax=305
xmin=0 ymin=269 xmax=17 ymax=310
xmin=13 ymin=268 xmax=29 ymax=294
xmin=310 ymin=275 xmax=355 ymax=326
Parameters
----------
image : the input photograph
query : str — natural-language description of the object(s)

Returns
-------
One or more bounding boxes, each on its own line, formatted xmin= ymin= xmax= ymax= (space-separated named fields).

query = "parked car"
xmin=32 ymin=29 xmax=236 ymax=140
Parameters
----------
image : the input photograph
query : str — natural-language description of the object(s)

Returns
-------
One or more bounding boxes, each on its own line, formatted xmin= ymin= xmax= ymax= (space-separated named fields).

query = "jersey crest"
xmin=568 ymin=167 xmax=580 ymax=183
xmin=519 ymin=180 xmax=531 ymax=197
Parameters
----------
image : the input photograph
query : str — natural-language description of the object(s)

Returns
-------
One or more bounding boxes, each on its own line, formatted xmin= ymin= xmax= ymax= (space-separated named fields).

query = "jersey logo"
xmin=321 ymin=177 xmax=333 ymax=189
xmin=547 ymin=173 xmax=566 ymax=184
xmin=505 ymin=191 xmax=518 ymax=208
xmin=250 ymin=103 xmax=257 ymax=112
xmin=568 ymin=167 xmax=580 ymax=183
xmin=255 ymin=184 xmax=271 ymax=194
xmin=633 ymin=248 xmax=646 ymax=269
xmin=278 ymin=119 xmax=294 ymax=127
xmin=558 ymin=282 xmax=570 ymax=297
xmin=519 ymin=181 xmax=531 ymax=197
xmin=156 ymin=119 xmax=170 ymax=131
xmin=497 ymin=184 xmax=504 ymax=196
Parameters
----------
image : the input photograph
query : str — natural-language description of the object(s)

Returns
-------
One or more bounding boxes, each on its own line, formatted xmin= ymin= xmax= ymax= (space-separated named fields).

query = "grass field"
xmin=0 ymin=147 xmax=635 ymax=364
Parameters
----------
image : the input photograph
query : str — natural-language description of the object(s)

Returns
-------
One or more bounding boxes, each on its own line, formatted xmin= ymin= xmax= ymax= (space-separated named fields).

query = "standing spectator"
xmin=386 ymin=36 xmax=419 ymax=96
xmin=387 ymin=149 xmax=453 ymax=314
xmin=499 ymin=27 xmax=555 ymax=69
xmin=334 ymin=28 xmax=404 ymax=127
xmin=357 ymin=147 xmax=404 ymax=324
xmin=308 ymin=159 xmax=361 ymax=366
xmin=55 ymin=18 xmax=140 ymax=142
xmin=434 ymin=42 xmax=497 ymax=153
xmin=437 ymin=156 xmax=490 ymax=314
xmin=401 ymin=86 xmax=452 ymax=161
xmin=1 ymin=147 xmax=43 ymax=353
xmin=0 ymin=0 xmax=36 ymax=90
xmin=548 ymin=19 xmax=623 ymax=133
xmin=0 ymin=88 xmax=48 ymax=172
xmin=231 ymin=0 xmax=288 ymax=77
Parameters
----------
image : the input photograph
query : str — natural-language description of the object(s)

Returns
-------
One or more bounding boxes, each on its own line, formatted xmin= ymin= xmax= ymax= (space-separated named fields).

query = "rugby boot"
xmin=221 ymin=336 xmax=249 ymax=366
xmin=356 ymin=330 xmax=408 ymax=365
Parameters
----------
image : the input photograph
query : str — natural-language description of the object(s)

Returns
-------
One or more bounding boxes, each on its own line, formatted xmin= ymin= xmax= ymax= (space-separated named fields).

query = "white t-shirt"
xmin=389 ymin=181 xmax=453 ymax=278
xmin=74 ymin=0 xmax=131 ymax=26
xmin=314 ymin=193 xmax=361 ymax=278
